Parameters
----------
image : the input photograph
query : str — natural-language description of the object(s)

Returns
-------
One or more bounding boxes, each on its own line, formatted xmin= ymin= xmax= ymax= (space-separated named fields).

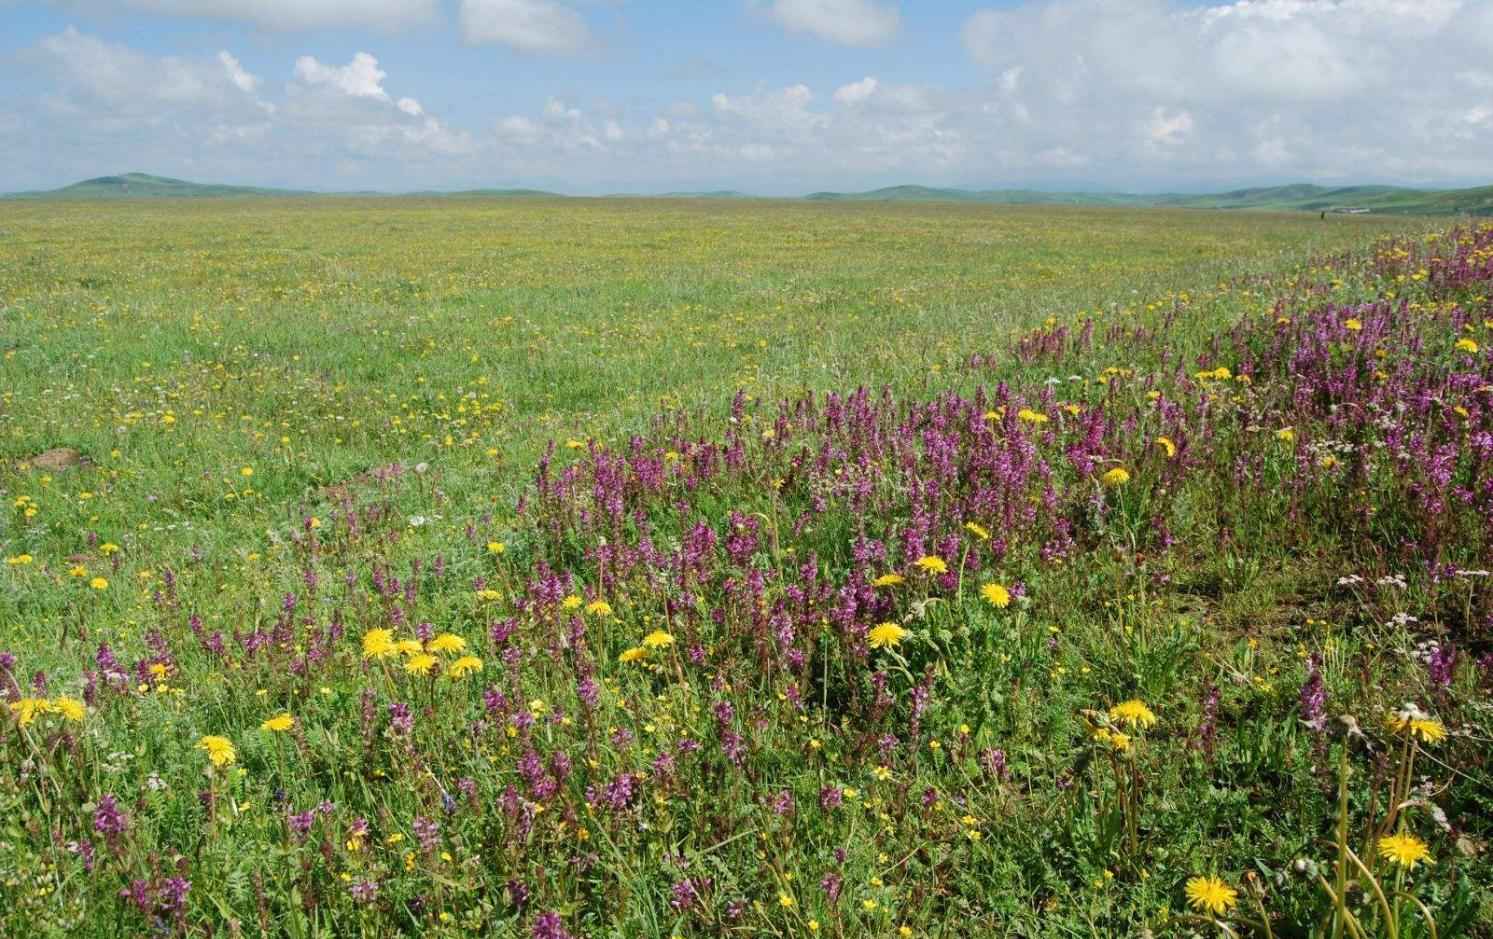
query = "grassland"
xmin=2 ymin=199 xmax=1490 ymax=937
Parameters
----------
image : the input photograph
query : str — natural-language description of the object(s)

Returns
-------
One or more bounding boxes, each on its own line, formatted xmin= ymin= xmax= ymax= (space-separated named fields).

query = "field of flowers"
xmin=2 ymin=198 xmax=1490 ymax=937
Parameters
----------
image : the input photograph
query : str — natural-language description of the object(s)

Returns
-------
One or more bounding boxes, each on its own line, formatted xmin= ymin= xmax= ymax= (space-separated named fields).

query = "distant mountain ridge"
xmin=6 ymin=173 xmax=1492 ymax=216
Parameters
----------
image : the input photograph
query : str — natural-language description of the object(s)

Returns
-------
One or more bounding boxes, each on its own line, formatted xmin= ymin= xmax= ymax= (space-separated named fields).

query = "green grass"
xmin=3 ymin=199 xmax=1488 ymax=938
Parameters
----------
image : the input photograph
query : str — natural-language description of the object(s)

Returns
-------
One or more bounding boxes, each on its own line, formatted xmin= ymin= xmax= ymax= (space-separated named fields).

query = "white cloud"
xmin=217 ymin=51 xmax=258 ymax=94
xmin=459 ymin=0 xmax=592 ymax=54
xmin=765 ymin=0 xmax=900 ymax=46
xmin=1146 ymin=107 xmax=1193 ymax=147
xmin=833 ymin=76 xmax=878 ymax=106
xmin=293 ymin=52 xmax=389 ymax=100
xmin=960 ymin=0 xmax=1493 ymax=184
xmin=81 ymin=0 xmax=439 ymax=31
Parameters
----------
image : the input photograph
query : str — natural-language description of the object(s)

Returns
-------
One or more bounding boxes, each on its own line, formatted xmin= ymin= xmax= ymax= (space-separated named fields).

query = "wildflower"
xmin=53 ymin=697 xmax=86 ymax=722
xmin=1017 ymin=408 xmax=1049 ymax=424
xmin=1377 ymin=833 xmax=1433 ymax=869
xmin=90 ymin=577 xmax=109 ymax=590
xmin=1276 ymin=428 xmax=1295 ymax=443
xmin=1385 ymin=709 xmax=1446 ymax=744
xmin=1108 ymin=699 xmax=1157 ymax=729
xmin=487 ymin=541 xmax=506 ymax=554
xmin=778 ymin=893 xmax=794 ymax=908
xmin=361 ymin=629 xmax=396 ymax=660
xmin=93 ymin=794 xmax=128 ymax=838
xmin=585 ymin=600 xmax=613 ymax=617
xmin=447 ymin=655 xmax=483 ymax=678
xmin=561 ymin=595 xmax=582 ymax=610
xmin=395 ymin=639 xmax=424 ymax=656
xmin=100 ymin=543 xmax=119 ymax=555
xmin=428 ymin=633 xmax=466 ymax=654
xmin=618 ymin=647 xmax=647 ymax=664
xmin=405 ymin=654 xmax=438 ymax=676
xmin=1344 ymin=318 xmax=1363 ymax=332
xmin=9 ymin=697 xmax=47 ymax=726
xmin=1184 ymin=876 xmax=1238 ymax=915
xmin=872 ymin=766 xmax=892 ymax=781
xmin=871 ymin=573 xmax=904 ymax=587
xmin=260 ymin=713 xmax=294 ymax=732
xmin=1093 ymin=728 xmax=1131 ymax=752
xmin=964 ymin=521 xmax=991 ymax=541
xmin=981 ymin=583 xmax=1011 ymax=608
xmin=1100 ymin=467 xmax=1131 ymax=487
xmin=1456 ymin=337 xmax=1479 ymax=354
xmin=868 ymin=623 xmax=908 ymax=650
xmin=240 ymin=466 xmax=254 ymax=478
xmin=1155 ymin=436 xmax=1176 ymax=458
xmin=6 ymin=554 xmax=34 ymax=566
xmin=914 ymin=555 xmax=947 ymax=575
xmin=642 ymin=630 xmax=675 ymax=649
xmin=197 ymin=735 xmax=237 ymax=767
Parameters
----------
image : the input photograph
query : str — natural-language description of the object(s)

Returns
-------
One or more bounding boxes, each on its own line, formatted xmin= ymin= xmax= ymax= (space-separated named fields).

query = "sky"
xmin=1 ymin=0 xmax=1491 ymax=195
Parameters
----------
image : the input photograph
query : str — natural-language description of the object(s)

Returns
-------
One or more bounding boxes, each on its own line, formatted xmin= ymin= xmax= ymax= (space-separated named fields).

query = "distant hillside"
xmin=7 ymin=173 xmax=1491 ymax=215
xmin=807 ymin=182 xmax=1493 ymax=216
xmin=804 ymin=184 xmax=1155 ymax=206
xmin=1163 ymin=183 xmax=1493 ymax=216
xmin=4 ymin=172 xmax=311 ymax=200
xmin=418 ymin=188 xmax=563 ymax=199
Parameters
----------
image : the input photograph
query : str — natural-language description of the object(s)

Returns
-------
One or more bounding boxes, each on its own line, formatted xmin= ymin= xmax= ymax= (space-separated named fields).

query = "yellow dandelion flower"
xmin=261 ymin=713 xmax=294 ymax=732
xmin=6 ymin=554 xmax=34 ymax=566
xmin=1276 ymin=427 xmax=1296 ymax=443
xmin=964 ymin=522 xmax=991 ymax=541
xmin=1109 ymin=699 xmax=1157 ymax=729
xmin=981 ymin=583 xmax=1011 ymax=608
xmin=361 ymin=628 xmax=396 ymax=659
xmin=868 ymin=622 xmax=908 ymax=649
xmin=1377 ymin=833 xmax=1432 ymax=869
xmin=427 ymin=633 xmax=466 ymax=654
xmin=1386 ymin=711 xmax=1446 ymax=744
xmin=239 ymin=466 xmax=254 ymax=478
xmin=1184 ymin=876 xmax=1238 ymax=915
xmin=1093 ymin=727 xmax=1131 ymax=752
xmin=395 ymin=639 xmax=424 ymax=656
xmin=561 ymin=595 xmax=582 ymax=610
xmin=1017 ymin=408 xmax=1049 ymax=425
xmin=405 ymin=653 xmax=438 ymax=676
xmin=9 ymin=698 xmax=47 ymax=726
xmin=871 ymin=573 xmax=905 ymax=587
xmin=914 ymin=555 xmax=947 ymax=575
xmin=1455 ymin=337 xmax=1479 ymax=354
xmin=100 ymin=543 xmax=120 ymax=555
xmin=618 ymin=646 xmax=647 ymax=664
xmin=447 ymin=655 xmax=483 ymax=679
xmin=1344 ymin=318 xmax=1363 ymax=332
xmin=1155 ymin=436 xmax=1176 ymax=459
xmin=641 ymin=630 xmax=674 ymax=649
xmin=486 ymin=541 xmax=506 ymax=554
xmin=90 ymin=577 xmax=109 ymax=590
xmin=197 ymin=735 xmax=237 ymax=767
xmin=1100 ymin=467 xmax=1131 ymax=487
xmin=52 ymin=696 xmax=86 ymax=722
xmin=585 ymin=600 xmax=613 ymax=617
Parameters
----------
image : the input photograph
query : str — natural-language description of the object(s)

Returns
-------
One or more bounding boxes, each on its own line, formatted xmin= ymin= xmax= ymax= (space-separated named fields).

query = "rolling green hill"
xmin=4 ymin=172 xmax=311 ymax=200
xmin=7 ymin=173 xmax=1492 ymax=215
xmin=806 ymin=182 xmax=1493 ymax=215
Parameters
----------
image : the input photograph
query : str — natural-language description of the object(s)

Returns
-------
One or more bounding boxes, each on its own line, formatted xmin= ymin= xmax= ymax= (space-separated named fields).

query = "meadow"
xmin=1 ymin=198 xmax=1490 ymax=937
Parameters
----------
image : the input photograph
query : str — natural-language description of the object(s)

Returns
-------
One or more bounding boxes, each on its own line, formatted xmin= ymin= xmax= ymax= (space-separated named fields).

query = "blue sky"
xmin=2 ymin=1 xmax=1491 ymax=194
